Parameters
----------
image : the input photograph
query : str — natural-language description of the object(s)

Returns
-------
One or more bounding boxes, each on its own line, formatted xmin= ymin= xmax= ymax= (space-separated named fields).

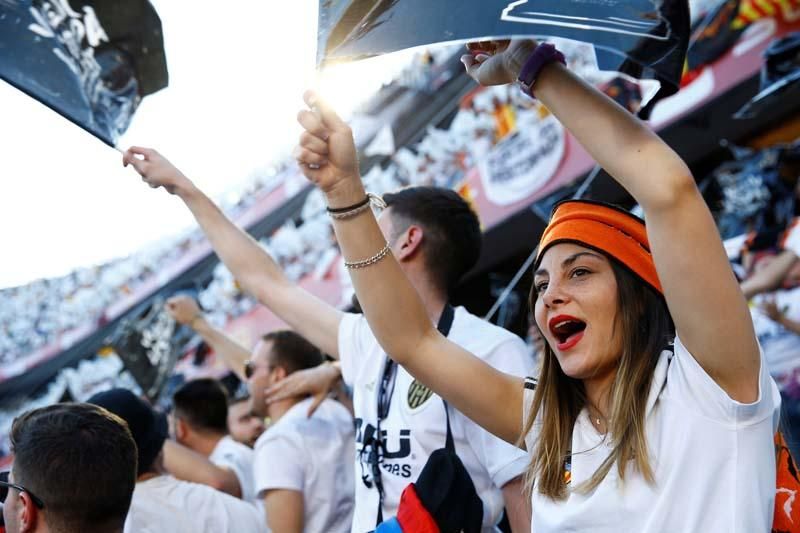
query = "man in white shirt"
xmin=249 ymin=330 xmax=355 ymax=532
xmin=126 ymin=149 xmax=535 ymax=532
xmin=165 ymin=298 xmax=354 ymax=531
xmin=168 ymin=378 xmax=257 ymax=502
xmin=88 ymin=388 xmax=265 ymax=533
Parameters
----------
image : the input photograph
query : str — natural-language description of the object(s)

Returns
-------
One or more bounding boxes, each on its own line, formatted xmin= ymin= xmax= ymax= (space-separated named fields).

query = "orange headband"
xmin=536 ymin=200 xmax=663 ymax=295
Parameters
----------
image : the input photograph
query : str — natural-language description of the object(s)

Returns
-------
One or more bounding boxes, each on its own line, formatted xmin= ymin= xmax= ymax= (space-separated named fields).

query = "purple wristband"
xmin=517 ymin=43 xmax=566 ymax=98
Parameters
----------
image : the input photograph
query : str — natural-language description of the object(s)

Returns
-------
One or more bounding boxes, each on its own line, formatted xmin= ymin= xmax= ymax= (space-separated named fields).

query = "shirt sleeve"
xmin=666 ymin=336 xmax=779 ymax=427
xmin=781 ymin=218 xmax=800 ymax=257
xmin=337 ymin=312 xmax=370 ymax=386
xmin=253 ymin=431 xmax=305 ymax=497
xmin=211 ymin=449 xmax=248 ymax=494
xmin=465 ymin=337 xmax=534 ymax=487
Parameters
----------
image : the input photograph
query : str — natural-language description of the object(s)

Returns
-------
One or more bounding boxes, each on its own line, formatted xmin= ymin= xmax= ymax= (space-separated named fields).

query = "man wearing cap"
xmin=88 ymin=389 xmax=264 ymax=533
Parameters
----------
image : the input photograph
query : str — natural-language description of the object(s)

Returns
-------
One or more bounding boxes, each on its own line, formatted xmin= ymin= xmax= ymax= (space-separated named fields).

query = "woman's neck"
xmin=583 ymin=370 xmax=616 ymax=420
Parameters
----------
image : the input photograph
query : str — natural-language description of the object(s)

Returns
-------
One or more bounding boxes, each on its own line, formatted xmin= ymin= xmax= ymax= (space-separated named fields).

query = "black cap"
xmin=88 ymin=388 xmax=167 ymax=476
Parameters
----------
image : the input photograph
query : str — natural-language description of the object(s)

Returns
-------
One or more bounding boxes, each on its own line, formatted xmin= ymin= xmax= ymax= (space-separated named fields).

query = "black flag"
xmin=0 ymin=0 xmax=169 ymax=146
xmin=318 ymin=0 xmax=690 ymax=101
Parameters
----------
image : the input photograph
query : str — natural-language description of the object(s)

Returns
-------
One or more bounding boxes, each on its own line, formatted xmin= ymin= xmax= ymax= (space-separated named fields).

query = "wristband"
xmin=517 ymin=43 xmax=566 ymax=98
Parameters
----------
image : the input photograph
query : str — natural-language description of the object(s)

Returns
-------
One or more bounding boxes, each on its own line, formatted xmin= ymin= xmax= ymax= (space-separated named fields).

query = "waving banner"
xmin=0 ymin=0 xmax=168 ymax=146
xmin=318 ymin=0 xmax=690 ymax=101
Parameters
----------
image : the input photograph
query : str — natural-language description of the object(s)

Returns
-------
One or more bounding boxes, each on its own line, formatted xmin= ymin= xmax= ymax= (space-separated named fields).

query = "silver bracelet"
xmin=344 ymin=242 xmax=391 ymax=269
xmin=328 ymin=193 xmax=387 ymax=220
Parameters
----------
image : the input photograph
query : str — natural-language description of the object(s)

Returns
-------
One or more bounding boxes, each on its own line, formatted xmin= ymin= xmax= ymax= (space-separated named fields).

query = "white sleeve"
xmin=212 ymin=450 xmax=248 ymax=500
xmin=211 ymin=446 xmax=253 ymax=501
xmin=667 ymin=337 xmax=779 ymax=426
xmin=253 ymin=431 xmax=305 ymax=497
xmin=781 ymin=219 xmax=800 ymax=257
xmin=337 ymin=312 xmax=371 ymax=386
xmin=465 ymin=337 xmax=534 ymax=487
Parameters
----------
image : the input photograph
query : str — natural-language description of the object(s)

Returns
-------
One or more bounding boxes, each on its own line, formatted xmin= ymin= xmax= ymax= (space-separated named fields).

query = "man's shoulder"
xmin=451 ymin=307 xmax=527 ymax=354
xmin=211 ymin=436 xmax=254 ymax=467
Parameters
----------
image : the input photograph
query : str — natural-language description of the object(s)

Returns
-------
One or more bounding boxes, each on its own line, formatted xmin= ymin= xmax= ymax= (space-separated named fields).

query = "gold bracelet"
xmin=344 ymin=243 xmax=391 ymax=269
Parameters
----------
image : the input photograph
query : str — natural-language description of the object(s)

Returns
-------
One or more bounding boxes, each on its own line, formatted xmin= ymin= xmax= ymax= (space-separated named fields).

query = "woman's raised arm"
xmin=294 ymin=93 xmax=526 ymax=445
xmin=468 ymin=41 xmax=759 ymax=401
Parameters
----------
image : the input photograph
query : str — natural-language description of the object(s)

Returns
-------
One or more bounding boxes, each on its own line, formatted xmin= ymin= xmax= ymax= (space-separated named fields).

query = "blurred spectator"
xmin=2 ymin=403 xmax=137 ymax=533
xmin=739 ymin=219 xmax=800 ymax=458
xmin=227 ymin=395 xmax=265 ymax=448
xmin=248 ymin=331 xmax=354 ymax=532
xmin=167 ymin=379 xmax=257 ymax=502
xmin=88 ymin=388 xmax=264 ymax=533
xmin=166 ymin=295 xmax=354 ymax=530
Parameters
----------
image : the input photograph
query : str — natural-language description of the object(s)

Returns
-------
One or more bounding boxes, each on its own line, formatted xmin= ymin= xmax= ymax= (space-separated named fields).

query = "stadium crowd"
xmin=2 ymin=5 xmax=800 ymax=531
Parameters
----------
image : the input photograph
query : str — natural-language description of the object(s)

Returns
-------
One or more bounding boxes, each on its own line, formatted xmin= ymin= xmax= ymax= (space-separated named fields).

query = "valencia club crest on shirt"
xmin=407 ymin=380 xmax=434 ymax=410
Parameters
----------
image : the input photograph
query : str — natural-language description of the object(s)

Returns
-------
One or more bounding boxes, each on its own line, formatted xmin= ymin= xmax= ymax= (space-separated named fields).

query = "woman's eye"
xmin=571 ymin=268 xmax=590 ymax=278
xmin=535 ymin=281 xmax=548 ymax=293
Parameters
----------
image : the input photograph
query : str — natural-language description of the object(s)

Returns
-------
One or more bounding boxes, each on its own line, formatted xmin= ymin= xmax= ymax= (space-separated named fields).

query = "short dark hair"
xmin=383 ymin=186 xmax=482 ymax=293
xmin=172 ymin=378 xmax=230 ymax=434
xmin=261 ymin=330 xmax=324 ymax=375
xmin=10 ymin=403 xmax=137 ymax=533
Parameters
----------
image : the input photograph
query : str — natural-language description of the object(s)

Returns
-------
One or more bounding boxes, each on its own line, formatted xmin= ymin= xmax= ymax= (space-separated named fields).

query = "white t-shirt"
xmin=210 ymin=435 xmax=257 ymax=503
xmin=253 ymin=397 xmax=355 ymax=533
xmin=123 ymin=475 xmax=265 ymax=533
xmin=523 ymin=337 xmax=780 ymax=533
xmin=339 ymin=307 xmax=534 ymax=533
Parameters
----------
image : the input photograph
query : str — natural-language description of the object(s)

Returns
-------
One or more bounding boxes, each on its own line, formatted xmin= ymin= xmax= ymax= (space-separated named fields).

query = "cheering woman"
xmin=296 ymin=39 xmax=778 ymax=532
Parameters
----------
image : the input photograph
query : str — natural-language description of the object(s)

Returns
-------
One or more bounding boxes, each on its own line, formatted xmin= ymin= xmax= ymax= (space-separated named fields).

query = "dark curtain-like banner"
xmin=318 ymin=0 xmax=690 ymax=101
xmin=0 ymin=0 xmax=168 ymax=146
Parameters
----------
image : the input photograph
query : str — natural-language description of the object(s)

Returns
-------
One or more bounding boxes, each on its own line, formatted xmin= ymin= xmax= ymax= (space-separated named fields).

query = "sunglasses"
xmin=243 ymin=360 xmax=272 ymax=380
xmin=0 ymin=471 xmax=45 ymax=509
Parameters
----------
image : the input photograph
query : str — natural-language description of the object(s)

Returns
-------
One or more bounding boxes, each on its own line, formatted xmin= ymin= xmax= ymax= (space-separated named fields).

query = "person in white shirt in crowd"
xmin=739 ymin=218 xmax=800 ymax=459
xmin=88 ymin=388 xmax=264 ymax=533
xmin=290 ymin=38 xmax=780 ymax=533
xmin=166 ymin=378 xmax=257 ymax=502
xmin=124 ymin=153 xmax=534 ymax=533
xmin=227 ymin=394 xmax=266 ymax=448
xmin=741 ymin=218 xmax=800 ymax=378
xmin=165 ymin=295 xmax=354 ymax=532
xmin=248 ymin=330 xmax=355 ymax=533
xmin=1 ymin=403 xmax=137 ymax=533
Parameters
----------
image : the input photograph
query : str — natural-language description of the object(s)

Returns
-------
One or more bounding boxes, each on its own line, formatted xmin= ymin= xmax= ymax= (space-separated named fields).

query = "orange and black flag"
xmin=683 ymin=0 xmax=800 ymax=85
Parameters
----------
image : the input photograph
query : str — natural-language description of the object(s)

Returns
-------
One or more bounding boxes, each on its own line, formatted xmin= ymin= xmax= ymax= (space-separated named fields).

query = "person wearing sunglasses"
xmin=124 ymin=150 xmax=534 ymax=533
xmin=247 ymin=330 xmax=355 ymax=533
xmin=164 ymin=296 xmax=355 ymax=531
xmin=2 ymin=403 xmax=137 ymax=533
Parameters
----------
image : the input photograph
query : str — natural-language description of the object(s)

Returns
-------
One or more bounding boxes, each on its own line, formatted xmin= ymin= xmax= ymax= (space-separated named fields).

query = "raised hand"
xmin=264 ymin=362 xmax=342 ymax=418
xmin=122 ymin=146 xmax=193 ymax=195
xmin=294 ymin=91 xmax=361 ymax=199
xmin=460 ymin=39 xmax=537 ymax=87
xmin=166 ymin=295 xmax=202 ymax=327
xmin=762 ymin=298 xmax=786 ymax=323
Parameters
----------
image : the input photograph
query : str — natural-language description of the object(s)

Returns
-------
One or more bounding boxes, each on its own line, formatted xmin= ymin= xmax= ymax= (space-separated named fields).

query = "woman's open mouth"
xmin=548 ymin=315 xmax=587 ymax=351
